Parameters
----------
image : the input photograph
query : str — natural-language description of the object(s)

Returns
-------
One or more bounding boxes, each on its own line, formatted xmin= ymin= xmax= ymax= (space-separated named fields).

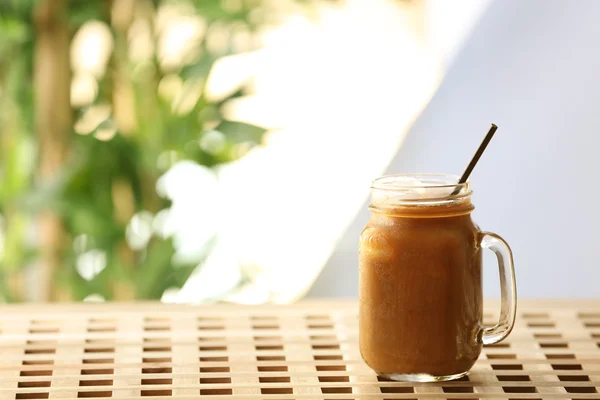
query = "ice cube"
xmin=393 ymin=177 xmax=427 ymax=198
xmin=372 ymin=176 xmax=460 ymax=205
xmin=421 ymin=185 xmax=455 ymax=199
xmin=372 ymin=177 xmax=426 ymax=205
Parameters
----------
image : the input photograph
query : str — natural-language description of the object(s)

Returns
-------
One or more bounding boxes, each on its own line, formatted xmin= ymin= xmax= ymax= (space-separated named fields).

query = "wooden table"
xmin=0 ymin=300 xmax=598 ymax=399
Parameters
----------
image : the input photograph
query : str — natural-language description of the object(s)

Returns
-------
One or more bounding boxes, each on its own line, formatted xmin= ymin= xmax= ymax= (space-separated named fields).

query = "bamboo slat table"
xmin=0 ymin=300 xmax=599 ymax=400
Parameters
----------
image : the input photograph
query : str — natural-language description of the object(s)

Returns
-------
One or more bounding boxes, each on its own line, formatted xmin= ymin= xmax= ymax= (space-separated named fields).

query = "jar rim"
xmin=369 ymin=174 xmax=473 ymax=208
xmin=371 ymin=173 xmax=470 ymax=191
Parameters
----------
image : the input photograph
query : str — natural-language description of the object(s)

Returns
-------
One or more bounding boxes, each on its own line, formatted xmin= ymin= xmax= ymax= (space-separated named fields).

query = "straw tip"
xmin=491 ymin=123 xmax=498 ymax=129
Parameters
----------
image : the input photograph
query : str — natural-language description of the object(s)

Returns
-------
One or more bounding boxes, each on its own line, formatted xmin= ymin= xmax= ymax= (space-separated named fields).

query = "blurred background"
xmin=0 ymin=0 xmax=598 ymax=304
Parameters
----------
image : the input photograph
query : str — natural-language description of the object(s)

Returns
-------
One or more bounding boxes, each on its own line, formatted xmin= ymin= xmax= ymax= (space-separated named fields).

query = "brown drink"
xmin=359 ymin=174 xmax=516 ymax=382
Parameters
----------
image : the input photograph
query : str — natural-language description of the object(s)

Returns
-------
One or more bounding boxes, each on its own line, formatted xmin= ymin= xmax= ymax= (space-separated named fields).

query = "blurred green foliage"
xmin=0 ymin=0 xmax=270 ymax=301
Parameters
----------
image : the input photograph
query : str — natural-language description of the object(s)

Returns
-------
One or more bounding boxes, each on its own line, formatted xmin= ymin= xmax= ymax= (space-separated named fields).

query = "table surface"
xmin=0 ymin=300 xmax=599 ymax=399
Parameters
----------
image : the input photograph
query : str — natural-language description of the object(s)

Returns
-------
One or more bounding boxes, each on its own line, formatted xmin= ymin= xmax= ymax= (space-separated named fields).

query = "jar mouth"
xmin=370 ymin=173 xmax=472 ymax=205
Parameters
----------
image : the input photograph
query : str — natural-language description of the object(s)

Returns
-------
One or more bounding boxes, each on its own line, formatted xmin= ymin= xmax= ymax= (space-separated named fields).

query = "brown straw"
xmin=451 ymin=123 xmax=498 ymax=196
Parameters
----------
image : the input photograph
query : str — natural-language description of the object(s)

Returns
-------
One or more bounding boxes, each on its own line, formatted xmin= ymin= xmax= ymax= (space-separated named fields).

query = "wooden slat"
xmin=0 ymin=300 xmax=599 ymax=399
xmin=171 ymin=316 xmax=196 ymax=397
xmin=226 ymin=316 xmax=261 ymax=396
xmin=0 ymin=318 xmax=29 ymax=400
xmin=279 ymin=317 xmax=322 ymax=397
xmin=49 ymin=318 xmax=86 ymax=399
xmin=112 ymin=315 xmax=143 ymax=398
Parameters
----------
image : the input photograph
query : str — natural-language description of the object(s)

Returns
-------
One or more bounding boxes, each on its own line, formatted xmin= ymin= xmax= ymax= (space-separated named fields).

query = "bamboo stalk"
xmin=33 ymin=0 xmax=72 ymax=301
xmin=0 ymin=59 xmax=26 ymax=302
xmin=107 ymin=0 xmax=140 ymax=301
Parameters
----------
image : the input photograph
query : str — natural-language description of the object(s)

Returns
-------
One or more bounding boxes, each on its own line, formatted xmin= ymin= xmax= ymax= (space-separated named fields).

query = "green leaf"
xmin=180 ymin=55 xmax=218 ymax=80
xmin=215 ymin=120 xmax=267 ymax=144
xmin=0 ymin=1 xmax=36 ymax=22
xmin=0 ymin=212 xmax=28 ymax=272
xmin=67 ymin=0 xmax=110 ymax=27
xmin=0 ymin=139 xmax=29 ymax=203
xmin=166 ymin=0 xmax=249 ymax=22
xmin=135 ymin=238 xmax=177 ymax=299
xmin=213 ymin=85 xmax=249 ymax=108
xmin=0 ymin=16 xmax=28 ymax=42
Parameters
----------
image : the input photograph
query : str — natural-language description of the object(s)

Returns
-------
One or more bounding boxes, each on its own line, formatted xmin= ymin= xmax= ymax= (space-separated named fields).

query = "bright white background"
xmin=310 ymin=0 xmax=600 ymax=299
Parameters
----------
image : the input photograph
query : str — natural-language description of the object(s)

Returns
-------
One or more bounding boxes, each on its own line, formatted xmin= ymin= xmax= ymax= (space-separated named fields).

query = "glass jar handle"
xmin=480 ymin=232 xmax=517 ymax=345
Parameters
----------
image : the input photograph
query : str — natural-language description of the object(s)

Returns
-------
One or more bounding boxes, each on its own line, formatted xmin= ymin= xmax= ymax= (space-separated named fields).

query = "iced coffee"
xmin=359 ymin=174 xmax=516 ymax=382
